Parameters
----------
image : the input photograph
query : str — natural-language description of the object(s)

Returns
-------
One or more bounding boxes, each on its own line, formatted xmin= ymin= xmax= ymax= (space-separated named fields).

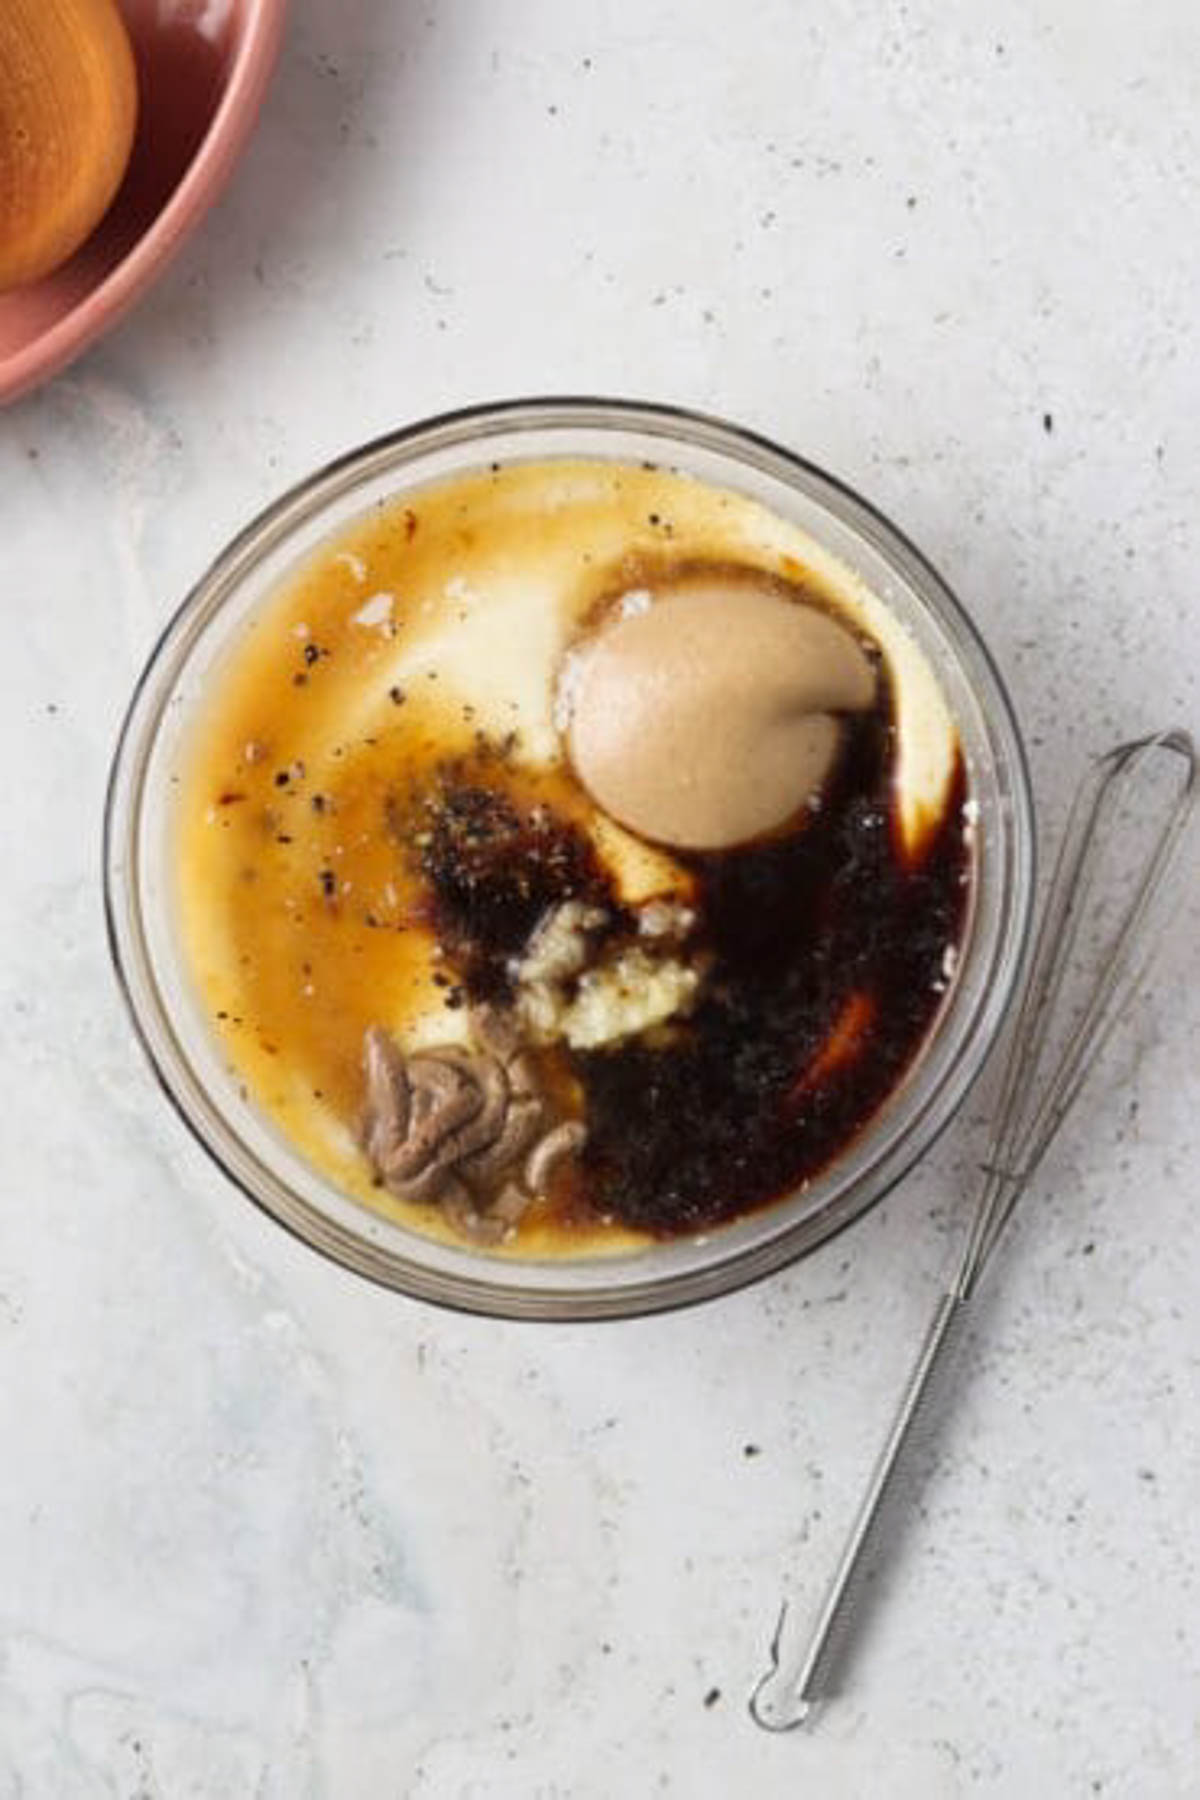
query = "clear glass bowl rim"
xmin=104 ymin=396 xmax=1036 ymax=1320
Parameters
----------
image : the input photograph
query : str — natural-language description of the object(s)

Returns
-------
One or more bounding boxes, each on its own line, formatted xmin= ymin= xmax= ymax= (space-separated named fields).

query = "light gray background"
xmin=2 ymin=1 xmax=1198 ymax=1794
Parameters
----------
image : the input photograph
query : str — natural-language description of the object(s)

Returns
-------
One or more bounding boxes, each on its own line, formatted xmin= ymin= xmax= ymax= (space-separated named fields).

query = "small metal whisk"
xmin=749 ymin=728 xmax=1197 ymax=1732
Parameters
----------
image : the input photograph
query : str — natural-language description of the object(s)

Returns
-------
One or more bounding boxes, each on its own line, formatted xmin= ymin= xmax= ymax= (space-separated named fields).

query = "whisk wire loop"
xmin=750 ymin=728 xmax=1196 ymax=1731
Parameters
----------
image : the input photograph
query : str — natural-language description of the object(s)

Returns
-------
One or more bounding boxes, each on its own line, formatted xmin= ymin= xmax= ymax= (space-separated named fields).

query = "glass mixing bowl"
xmin=104 ymin=399 xmax=1034 ymax=1319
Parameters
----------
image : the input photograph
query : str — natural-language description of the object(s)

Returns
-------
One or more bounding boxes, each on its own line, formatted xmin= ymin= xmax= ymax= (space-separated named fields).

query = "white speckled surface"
xmin=2 ymin=2 xmax=1199 ymax=1793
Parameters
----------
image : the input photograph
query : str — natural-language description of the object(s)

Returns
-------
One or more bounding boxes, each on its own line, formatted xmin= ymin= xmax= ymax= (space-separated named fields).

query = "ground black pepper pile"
xmin=407 ymin=763 xmax=616 ymax=1002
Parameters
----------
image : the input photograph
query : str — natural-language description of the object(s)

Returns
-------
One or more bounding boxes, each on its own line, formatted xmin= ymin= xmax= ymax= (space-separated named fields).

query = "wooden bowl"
xmin=0 ymin=0 xmax=288 ymax=405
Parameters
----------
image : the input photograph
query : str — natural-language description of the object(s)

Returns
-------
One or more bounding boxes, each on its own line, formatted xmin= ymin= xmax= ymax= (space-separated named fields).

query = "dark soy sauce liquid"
xmin=579 ymin=704 xmax=969 ymax=1234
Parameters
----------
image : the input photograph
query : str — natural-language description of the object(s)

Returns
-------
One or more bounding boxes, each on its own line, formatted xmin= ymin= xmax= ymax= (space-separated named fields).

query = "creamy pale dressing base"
xmin=176 ymin=460 xmax=961 ymax=1256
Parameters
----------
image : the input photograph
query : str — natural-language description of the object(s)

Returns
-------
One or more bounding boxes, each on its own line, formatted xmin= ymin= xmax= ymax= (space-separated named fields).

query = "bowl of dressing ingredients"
xmin=106 ymin=399 xmax=1034 ymax=1319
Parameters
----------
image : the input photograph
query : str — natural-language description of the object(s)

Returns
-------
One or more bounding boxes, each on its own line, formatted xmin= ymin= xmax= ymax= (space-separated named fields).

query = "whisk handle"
xmin=750 ymin=1290 xmax=968 ymax=1730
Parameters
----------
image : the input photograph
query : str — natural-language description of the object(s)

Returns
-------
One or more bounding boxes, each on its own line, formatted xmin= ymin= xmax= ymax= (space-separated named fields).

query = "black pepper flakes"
xmin=303 ymin=642 xmax=321 ymax=666
xmin=319 ymin=870 xmax=336 ymax=898
xmin=389 ymin=685 xmax=406 ymax=706
xmin=407 ymin=769 xmax=614 ymax=998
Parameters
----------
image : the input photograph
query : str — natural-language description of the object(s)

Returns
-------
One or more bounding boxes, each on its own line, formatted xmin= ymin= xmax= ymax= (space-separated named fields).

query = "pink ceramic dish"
xmin=0 ymin=0 xmax=288 ymax=406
